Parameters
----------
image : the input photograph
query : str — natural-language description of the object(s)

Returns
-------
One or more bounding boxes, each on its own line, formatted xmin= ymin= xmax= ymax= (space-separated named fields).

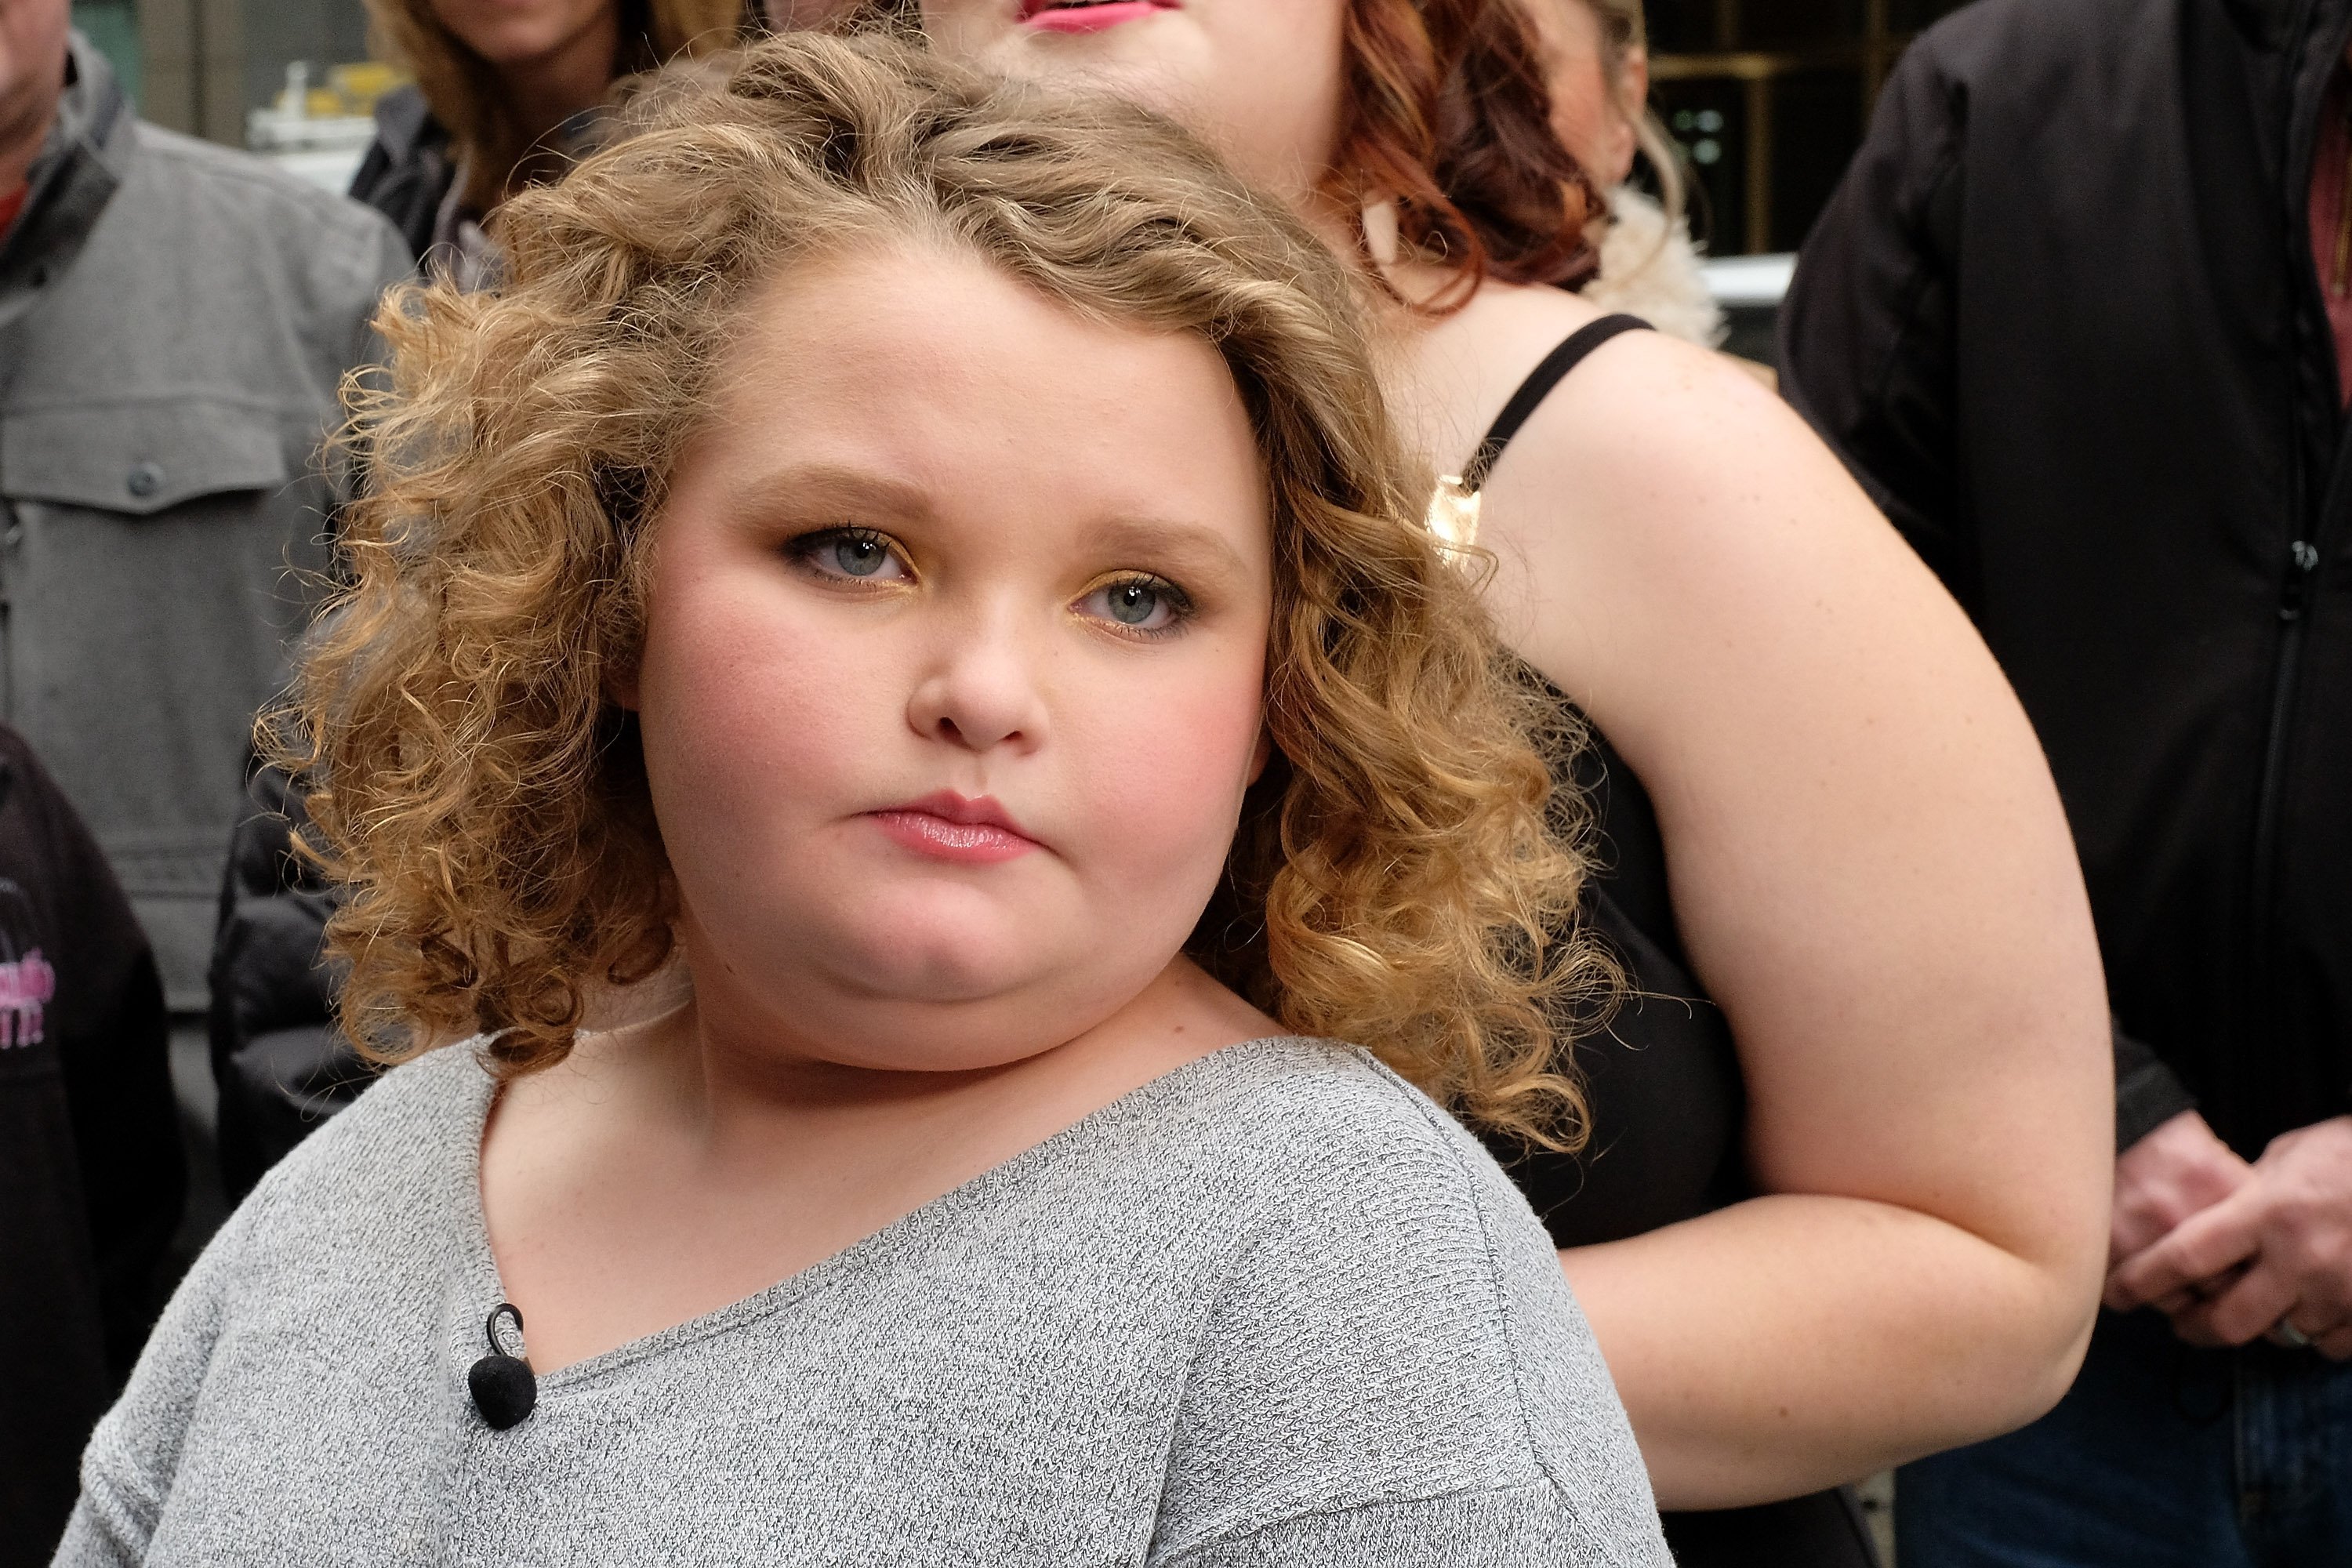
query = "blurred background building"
xmin=1642 ymin=0 xmax=1972 ymax=357
xmin=1650 ymin=0 xmax=1970 ymax=256
xmin=74 ymin=0 xmax=388 ymax=177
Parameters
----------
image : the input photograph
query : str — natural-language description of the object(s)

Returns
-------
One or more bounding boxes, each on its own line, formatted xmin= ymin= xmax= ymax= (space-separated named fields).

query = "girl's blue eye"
xmin=1080 ymin=576 xmax=1189 ymax=633
xmin=793 ymin=528 xmax=907 ymax=583
xmin=830 ymin=532 xmax=892 ymax=577
xmin=1108 ymin=582 xmax=1161 ymax=624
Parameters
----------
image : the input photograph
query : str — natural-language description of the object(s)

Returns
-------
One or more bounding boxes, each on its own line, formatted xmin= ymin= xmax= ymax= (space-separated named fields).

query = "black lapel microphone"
xmin=468 ymin=1302 xmax=537 ymax=1430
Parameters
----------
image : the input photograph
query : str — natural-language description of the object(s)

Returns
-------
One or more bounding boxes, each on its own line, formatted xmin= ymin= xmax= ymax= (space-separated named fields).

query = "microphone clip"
xmin=467 ymin=1301 xmax=538 ymax=1430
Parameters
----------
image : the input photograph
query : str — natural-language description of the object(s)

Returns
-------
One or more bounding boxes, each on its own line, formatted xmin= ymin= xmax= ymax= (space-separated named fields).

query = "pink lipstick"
xmin=1021 ymin=0 xmax=1177 ymax=36
xmin=866 ymin=791 xmax=1040 ymax=865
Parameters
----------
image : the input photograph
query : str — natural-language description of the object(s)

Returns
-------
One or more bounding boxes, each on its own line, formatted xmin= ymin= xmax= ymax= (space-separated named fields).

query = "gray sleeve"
xmin=1145 ymin=1065 xmax=1668 ymax=1566
xmin=327 ymin=205 xmax=415 ymax=380
xmin=51 ymin=1203 xmax=252 ymax=1565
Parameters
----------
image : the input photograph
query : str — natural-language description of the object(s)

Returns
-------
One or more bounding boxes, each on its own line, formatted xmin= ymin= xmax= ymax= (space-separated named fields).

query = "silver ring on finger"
xmin=2269 ymin=1318 xmax=2315 ymax=1351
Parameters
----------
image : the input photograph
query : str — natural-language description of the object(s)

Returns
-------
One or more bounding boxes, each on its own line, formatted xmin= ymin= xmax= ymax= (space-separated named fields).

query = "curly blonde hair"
xmin=281 ymin=32 xmax=1612 ymax=1145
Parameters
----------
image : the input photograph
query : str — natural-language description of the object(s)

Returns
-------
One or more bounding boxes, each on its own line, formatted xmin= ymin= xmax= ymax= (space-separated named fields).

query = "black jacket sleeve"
xmin=0 ymin=735 xmax=177 ymax=1568
xmin=1779 ymin=36 xmax=1976 ymax=610
xmin=2114 ymin=1025 xmax=2199 ymax=1152
xmin=207 ymin=764 xmax=370 ymax=1203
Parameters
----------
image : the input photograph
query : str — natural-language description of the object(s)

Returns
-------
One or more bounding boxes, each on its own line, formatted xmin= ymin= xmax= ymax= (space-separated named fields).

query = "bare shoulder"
xmin=1404 ymin=279 xmax=1845 ymax=551
xmin=1508 ymin=321 xmax=1901 ymax=590
xmin=1436 ymin=289 xmax=1939 ymax=719
xmin=1472 ymin=286 xmax=1845 ymax=526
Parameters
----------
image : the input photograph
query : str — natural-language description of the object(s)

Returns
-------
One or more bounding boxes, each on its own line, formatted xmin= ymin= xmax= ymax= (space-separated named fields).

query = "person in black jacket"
xmin=1783 ymin=0 xmax=2352 ymax=1562
xmin=0 ymin=725 xmax=180 ymax=1567
xmin=206 ymin=761 xmax=366 ymax=1200
xmin=349 ymin=0 xmax=743 ymax=271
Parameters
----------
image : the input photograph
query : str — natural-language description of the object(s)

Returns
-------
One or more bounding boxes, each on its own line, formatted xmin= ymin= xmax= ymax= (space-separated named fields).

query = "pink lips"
xmin=1021 ymin=0 xmax=1177 ymax=35
xmin=866 ymin=791 xmax=1040 ymax=866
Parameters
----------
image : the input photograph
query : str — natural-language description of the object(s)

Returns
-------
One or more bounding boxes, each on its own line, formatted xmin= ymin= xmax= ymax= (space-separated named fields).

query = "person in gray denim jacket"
xmin=0 ymin=19 xmax=409 ymax=1006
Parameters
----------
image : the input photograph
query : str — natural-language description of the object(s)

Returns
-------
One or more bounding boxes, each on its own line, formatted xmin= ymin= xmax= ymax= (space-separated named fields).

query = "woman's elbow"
xmin=1941 ymin=1207 xmax=2107 ymax=1447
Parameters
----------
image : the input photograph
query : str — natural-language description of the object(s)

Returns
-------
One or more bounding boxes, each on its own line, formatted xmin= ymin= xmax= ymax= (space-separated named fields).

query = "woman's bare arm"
xmin=1412 ymin=295 xmax=2111 ymax=1508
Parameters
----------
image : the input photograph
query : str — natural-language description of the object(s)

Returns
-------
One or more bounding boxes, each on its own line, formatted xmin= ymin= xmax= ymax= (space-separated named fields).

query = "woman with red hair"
xmin=862 ymin=3 xmax=2116 ymax=1563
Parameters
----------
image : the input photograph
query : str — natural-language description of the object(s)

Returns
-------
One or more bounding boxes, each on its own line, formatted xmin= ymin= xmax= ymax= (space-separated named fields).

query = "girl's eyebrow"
xmin=723 ymin=462 xmax=938 ymax=524
xmin=1083 ymin=517 xmax=1258 ymax=582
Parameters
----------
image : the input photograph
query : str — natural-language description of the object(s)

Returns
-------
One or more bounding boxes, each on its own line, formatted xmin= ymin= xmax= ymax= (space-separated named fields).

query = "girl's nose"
xmin=905 ymin=627 xmax=1048 ymax=754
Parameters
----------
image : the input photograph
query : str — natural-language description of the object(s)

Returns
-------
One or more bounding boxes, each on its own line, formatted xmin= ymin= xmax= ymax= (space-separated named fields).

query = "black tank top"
xmin=1460 ymin=314 xmax=1882 ymax=1568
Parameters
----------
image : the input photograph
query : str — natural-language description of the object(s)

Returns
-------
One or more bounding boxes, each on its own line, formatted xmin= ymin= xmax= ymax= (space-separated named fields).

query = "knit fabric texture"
xmin=57 ymin=1036 xmax=1670 ymax=1566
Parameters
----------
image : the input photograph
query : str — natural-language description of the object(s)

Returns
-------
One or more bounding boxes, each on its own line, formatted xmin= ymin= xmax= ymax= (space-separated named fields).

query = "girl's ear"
xmin=606 ymin=662 xmax=642 ymax=713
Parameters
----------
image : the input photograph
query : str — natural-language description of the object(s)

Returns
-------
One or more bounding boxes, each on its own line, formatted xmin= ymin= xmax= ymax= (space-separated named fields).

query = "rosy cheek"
xmin=1065 ymin=662 xmax=1265 ymax=884
xmin=641 ymin=571 xmax=877 ymax=840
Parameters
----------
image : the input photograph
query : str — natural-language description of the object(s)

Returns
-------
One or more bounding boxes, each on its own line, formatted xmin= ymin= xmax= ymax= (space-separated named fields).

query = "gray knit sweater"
xmin=58 ymin=1036 xmax=1670 ymax=1566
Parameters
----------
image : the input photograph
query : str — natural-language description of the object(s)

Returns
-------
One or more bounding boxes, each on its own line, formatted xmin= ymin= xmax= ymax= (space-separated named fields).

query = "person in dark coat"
xmin=0 ymin=723 xmax=179 ymax=1568
xmin=1783 ymin=0 xmax=2352 ymax=1561
xmin=349 ymin=0 xmax=744 ymax=272
xmin=207 ymin=762 xmax=362 ymax=1200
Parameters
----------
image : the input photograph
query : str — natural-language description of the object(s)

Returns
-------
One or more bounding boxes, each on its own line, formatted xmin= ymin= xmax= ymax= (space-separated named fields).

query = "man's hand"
xmin=2108 ymin=1115 xmax=2352 ymax=1359
xmin=2104 ymin=1109 xmax=2251 ymax=1288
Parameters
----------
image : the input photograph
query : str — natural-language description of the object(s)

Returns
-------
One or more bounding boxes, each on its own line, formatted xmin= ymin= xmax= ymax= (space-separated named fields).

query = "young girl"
xmin=58 ymin=36 xmax=1668 ymax=1566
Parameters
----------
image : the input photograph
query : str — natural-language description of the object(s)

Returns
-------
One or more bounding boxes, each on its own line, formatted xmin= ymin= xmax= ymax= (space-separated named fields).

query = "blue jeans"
xmin=1898 ymin=1308 xmax=2352 ymax=1568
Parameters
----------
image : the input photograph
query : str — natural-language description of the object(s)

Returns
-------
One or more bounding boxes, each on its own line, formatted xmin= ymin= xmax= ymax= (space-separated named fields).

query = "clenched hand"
xmin=2108 ymin=1114 xmax=2352 ymax=1359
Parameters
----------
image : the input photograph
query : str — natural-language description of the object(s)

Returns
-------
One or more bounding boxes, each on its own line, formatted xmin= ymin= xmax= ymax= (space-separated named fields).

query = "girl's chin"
xmin=802 ymin=911 xmax=1070 ymax=1007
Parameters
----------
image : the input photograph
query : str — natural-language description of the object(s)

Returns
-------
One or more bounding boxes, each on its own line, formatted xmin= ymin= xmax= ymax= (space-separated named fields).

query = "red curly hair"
xmin=816 ymin=1 xmax=1602 ymax=305
xmin=1329 ymin=0 xmax=1603 ymax=305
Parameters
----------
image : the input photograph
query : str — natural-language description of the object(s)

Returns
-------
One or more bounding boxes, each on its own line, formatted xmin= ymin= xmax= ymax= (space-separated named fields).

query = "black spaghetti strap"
xmin=1457 ymin=313 xmax=1652 ymax=493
